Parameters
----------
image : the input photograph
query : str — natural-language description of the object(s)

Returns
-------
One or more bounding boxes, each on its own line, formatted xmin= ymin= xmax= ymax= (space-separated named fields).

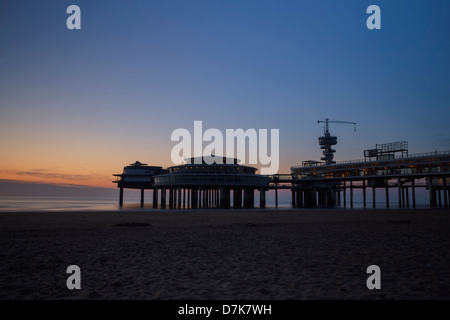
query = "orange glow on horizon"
xmin=0 ymin=114 xmax=298 ymax=189
xmin=1 ymin=156 xmax=295 ymax=189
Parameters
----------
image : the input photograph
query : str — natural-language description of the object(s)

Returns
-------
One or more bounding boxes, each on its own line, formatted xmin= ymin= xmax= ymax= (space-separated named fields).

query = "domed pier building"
xmin=113 ymin=161 xmax=168 ymax=206
xmin=114 ymin=156 xmax=269 ymax=208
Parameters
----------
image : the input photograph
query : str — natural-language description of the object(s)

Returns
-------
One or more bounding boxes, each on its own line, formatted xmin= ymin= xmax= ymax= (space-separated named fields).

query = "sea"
xmin=0 ymin=189 xmax=432 ymax=212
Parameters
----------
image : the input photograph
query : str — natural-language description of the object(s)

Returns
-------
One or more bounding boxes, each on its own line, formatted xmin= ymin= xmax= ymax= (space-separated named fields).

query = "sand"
xmin=0 ymin=208 xmax=449 ymax=300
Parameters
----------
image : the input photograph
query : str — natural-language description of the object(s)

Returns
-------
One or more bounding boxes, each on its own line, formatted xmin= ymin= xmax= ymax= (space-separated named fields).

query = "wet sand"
xmin=0 ymin=208 xmax=449 ymax=299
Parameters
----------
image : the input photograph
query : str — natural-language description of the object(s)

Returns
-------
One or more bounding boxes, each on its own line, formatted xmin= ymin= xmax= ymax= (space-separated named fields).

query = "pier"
xmin=287 ymin=149 xmax=450 ymax=209
xmin=114 ymin=156 xmax=268 ymax=209
xmin=114 ymin=145 xmax=450 ymax=209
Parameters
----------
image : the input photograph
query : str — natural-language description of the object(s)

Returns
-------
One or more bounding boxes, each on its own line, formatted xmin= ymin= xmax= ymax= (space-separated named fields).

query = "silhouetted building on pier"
xmin=114 ymin=156 xmax=269 ymax=208
xmin=289 ymin=143 xmax=450 ymax=209
xmin=113 ymin=161 xmax=167 ymax=206
xmin=114 ymin=143 xmax=450 ymax=209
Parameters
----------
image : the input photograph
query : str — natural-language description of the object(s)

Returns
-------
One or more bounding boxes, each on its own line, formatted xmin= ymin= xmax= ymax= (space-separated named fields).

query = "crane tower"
xmin=317 ymin=118 xmax=356 ymax=165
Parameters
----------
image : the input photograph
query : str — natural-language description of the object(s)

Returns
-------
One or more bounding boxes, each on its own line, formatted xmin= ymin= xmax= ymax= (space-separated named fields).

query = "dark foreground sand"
xmin=0 ymin=208 xmax=449 ymax=300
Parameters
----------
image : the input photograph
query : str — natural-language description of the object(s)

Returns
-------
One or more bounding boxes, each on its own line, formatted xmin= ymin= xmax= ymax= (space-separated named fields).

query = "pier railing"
xmin=291 ymin=150 xmax=450 ymax=169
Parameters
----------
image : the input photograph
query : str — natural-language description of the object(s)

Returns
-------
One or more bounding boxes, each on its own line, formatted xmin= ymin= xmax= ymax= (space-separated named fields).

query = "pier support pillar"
xmin=220 ymin=188 xmax=230 ymax=209
xmin=275 ymin=187 xmax=278 ymax=207
xmin=202 ymin=189 xmax=206 ymax=208
xmin=233 ymin=189 xmax=242 ymax=208
xmin=260 ymin=188 xmax=266 ymax=208
xmin=401 ymin=187 xmax=405 ymax=209
xmin=196 ymin=188 xmax=199 ymax=208
xmin=297 ymin=189 xmax=304 ymax=208
xmin=343 ymin=182 xmax=346 ymax=208
xmin=219 ymin=187 xmax=224 ymax=208
xmin=187 ymin=189 xmax=191 ymax=208
xmin=209 ymin=189 xmax=213 ymax=207
xmin=199 ymin=188 xmax=203 ymax=208
xmin=119 ymin=187 xmax=123 ymax=207
xmin=304 ymin=189 xmax=315 ymax=208
xmin=406 ymin=187 xmax=410 ymax=208
xmin=216 ymin=189 xmax=220 ymax=208
xmin=318 ymin=190 xmax=327 ymax=206
xmin=313 ymin=188 xmax=317 ymax=207
xmin=398 ymin=178 xmax=402 ymax=208
xmin=438 ymin=188 xmax=442 ymax=208
xmin=385 ymin=186 xmax=389 ymax=209
xmin=169 ymin=188 xmax=174 ymax=209
xmin=443 ymin=178 xmax=448 ymax=209
xmin=292 ymin=189 xmax=296 ymax=208
xmin=193 ymin=188 xmax=198 ymax=209
xmin=237 ymin=189 xmax=243 ymax=208
xmin=350 ymin=181 xmax=353 ymax=209
xmin=161 ymin=188 xmax=166 ymax=209
xmin=363 ymin=180 xmax=366 ymax=208
xmin=195 ymin=188 xmax=200 ymax=209
xmin=412 ymin=179 xmax=416 ymax=209
xmin=428 ymin=178 xmax=435 ymax=208
xmin=238 ymin=189 xmax=243 ymax=208
xmin=372 ymin=186 xmax=376 ymax=208
xmin=178 ymin=187 xmax=182 ymax=209
xmin=204 ymin=188 xmax=207 ymax=208
xmin=326 ymin=187 xmax=335 ymax=207
xmin=244 ymin=188 xmax=254 ymax=208
xmin=172 ymin=188 xmax=175 ymax=208
xmin=140 ymin=189 xmax=144 ymax=208
xmin=153 ymin=188 xmax=158 ymax=209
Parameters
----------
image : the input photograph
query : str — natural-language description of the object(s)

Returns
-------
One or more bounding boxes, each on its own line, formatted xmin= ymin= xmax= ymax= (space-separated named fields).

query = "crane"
xmin=316 ymin=118 xmax=357 ymax=165
xmin=317 ymin=118 xmax=357 ymax=133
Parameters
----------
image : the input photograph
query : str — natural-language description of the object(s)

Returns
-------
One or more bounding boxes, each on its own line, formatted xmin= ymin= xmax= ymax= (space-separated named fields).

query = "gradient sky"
xmin=1 ymin=0 xmax=449 ymax=188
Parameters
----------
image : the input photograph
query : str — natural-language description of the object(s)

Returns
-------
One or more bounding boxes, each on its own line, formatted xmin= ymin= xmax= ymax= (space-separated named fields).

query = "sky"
xmin=1 ymin=0 xmax=449 ymax=189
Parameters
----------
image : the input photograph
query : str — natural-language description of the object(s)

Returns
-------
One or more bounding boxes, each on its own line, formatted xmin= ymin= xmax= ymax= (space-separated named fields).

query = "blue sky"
xmin=0 ymin=0 xmax=449 ymax=187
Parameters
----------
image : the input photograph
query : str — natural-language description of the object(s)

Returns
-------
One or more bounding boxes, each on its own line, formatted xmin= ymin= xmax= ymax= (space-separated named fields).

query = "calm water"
xmin=0 ymin=196 xmax=293 ymax=211
xmin=0 ymin=196 xmax=121 ymax=212
xmin=0 ymin=193 xmax=431 ymax=211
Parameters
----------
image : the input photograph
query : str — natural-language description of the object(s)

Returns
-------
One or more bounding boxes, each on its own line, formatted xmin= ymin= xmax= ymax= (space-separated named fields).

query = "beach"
xmin=0 ymin=208 xmax=449 ymax=300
